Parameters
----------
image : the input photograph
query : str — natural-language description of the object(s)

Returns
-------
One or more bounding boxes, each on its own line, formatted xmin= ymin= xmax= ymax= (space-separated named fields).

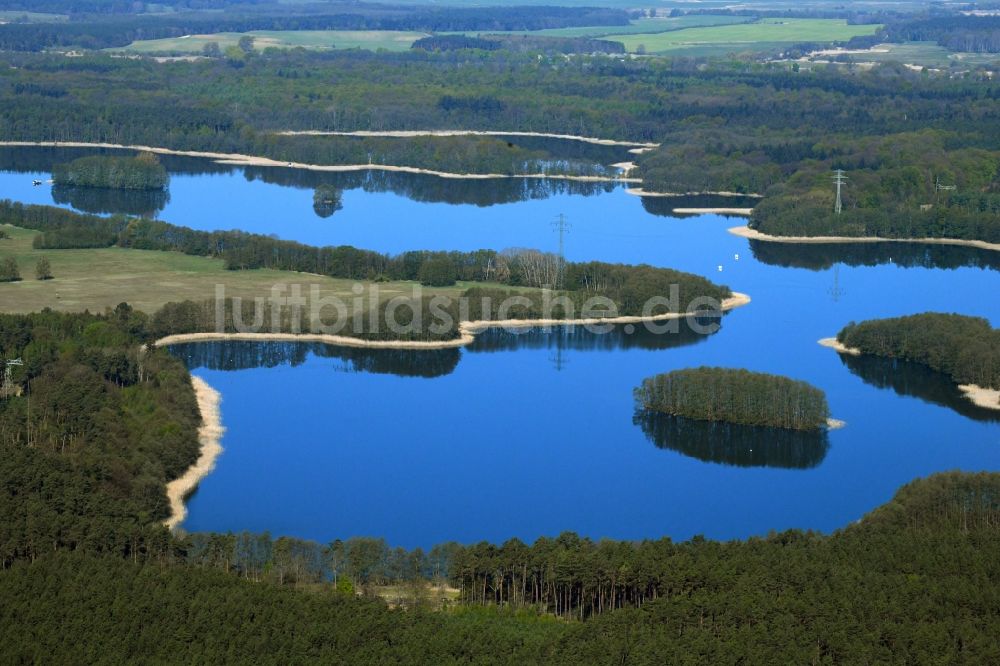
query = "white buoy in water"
xmin=718 ymin=265 xmax=723 ymax=272
xmin=734 ymin=253 xmax=740 ymax=261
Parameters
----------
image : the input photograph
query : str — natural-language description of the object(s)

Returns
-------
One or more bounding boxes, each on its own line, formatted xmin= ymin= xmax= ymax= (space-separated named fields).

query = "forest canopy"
xmin=635 ymin=366 xmax=831 ymax=430
xmin=52 ymin=152 xmax=169 ymax=190
xmin=837 ymin=313 xmax=1000 ymax=395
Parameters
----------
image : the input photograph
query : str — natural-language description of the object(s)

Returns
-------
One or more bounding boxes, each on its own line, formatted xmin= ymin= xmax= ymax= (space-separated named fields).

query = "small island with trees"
xmin=827 ymin=313 xmax=1000 ymax=410
xmin=52 ymin=152 xmax=169 ymax=191
xmin=635 ymin=367 xmax=833 ymax=431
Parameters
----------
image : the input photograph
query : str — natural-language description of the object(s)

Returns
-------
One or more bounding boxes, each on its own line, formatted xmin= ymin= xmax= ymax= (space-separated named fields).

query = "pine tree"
xmin=35 ymin=257 xmax=53 ymax=281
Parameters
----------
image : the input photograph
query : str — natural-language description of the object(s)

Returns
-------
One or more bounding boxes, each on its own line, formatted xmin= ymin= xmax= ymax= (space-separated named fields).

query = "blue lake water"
xmin=3 ymin=146 xmax=999 ymax=548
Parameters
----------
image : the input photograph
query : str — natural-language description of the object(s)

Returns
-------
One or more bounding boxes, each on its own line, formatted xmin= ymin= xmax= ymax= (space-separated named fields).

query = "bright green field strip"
xmin=0 ymin=11 xmax=68 ymax=23
xmin=461 ymin=15 xmax=748 ymax=39
xmin=613 ymin=19 xmax=882 ymax=54
xmin=116 ymin=30 xmax=429 ymax=54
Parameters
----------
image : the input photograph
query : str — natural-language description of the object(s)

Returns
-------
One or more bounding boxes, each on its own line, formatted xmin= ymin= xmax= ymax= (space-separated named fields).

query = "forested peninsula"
xmin=833 ymin=313 xmax=1000 ymax=409
xmin=1 ymin=201 xmax=736 ymax=339
xmin=635 ymin=367 xmax=831 ymax=431
xmin=52 ymin=152 xmax=168 ymax=190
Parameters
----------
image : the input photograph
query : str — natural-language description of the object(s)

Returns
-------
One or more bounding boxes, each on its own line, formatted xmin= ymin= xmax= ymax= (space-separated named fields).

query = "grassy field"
xmin=0 ymin=11 xmax=67 ymax=23
xmin=613 ymin=19 xmax=882 ymax=55
xmin=463 ymin=15 xmax=748 ymax=39
xmin=116 ymin=30 xmax=429 ymax=55
xmin=0 ymin=225 xmax=478 ymax=315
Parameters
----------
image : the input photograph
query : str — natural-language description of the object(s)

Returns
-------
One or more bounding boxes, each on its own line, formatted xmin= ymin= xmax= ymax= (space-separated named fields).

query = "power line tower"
xmin=832 ymin=169 xmax=848 ymax=215
xmin=552 ymin=213 xmax=570 ymax=289
xmin=935 ymin=176 xmax=956 ymax=192
xmin=1 ymin=358 xmax=23 ymax=399
xmin=828 ymin=265 xmax=846 ymax=303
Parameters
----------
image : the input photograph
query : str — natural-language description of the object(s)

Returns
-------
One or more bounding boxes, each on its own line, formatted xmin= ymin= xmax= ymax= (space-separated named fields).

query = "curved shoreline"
xmin=275 ymin=129 xmax=660 ymax=149
xmin=818 ymin=337 xmax=1000 ymax=412
xmin=673 ymin=208 xmax=753 ymax=217
xmin=0 ymin=141 xmax=638 ymax=184
xmin=730 ymin=225 xmax=1000 ymax=253
xmin=626 ymin=188 xmax=763 ymax=198
xmin=154 ymin=292 xmax=751 ymax=351
xmin=164 ymin=375 xmax=225 ymax=531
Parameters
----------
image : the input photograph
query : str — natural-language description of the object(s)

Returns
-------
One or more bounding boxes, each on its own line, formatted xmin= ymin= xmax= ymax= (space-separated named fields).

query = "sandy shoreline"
xmin=154 ymin=292 xmax=751 ymax=351
xmin=673 ymin=208 xmax=753 ymax=216
xmin=626 ymin=188 xmax=763 ymax=198
xmin=958 ymin=384 xmax=1000 ymax=411
xmin=826 ymin=418 xmax=847 ymax=430
xmin=275 ymin=129 xmax=659 ymax=148
xmin=818 ymin=337 xmax=861 ymax=355
xmin=730 ymin=225 xmax=1000 ymax=253
xmin=164 ymin=376 xmax=225 ymax=531
xmin=0 ymin=141 xmax=638 ymax=184
xmin=818 ymin=338 xmax=1000 ymax=412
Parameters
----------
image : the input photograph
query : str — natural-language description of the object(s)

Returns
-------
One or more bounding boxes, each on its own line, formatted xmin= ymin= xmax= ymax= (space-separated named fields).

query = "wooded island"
xmin=52 ymin=152 xmax=169 ymax=191
xmin=635 ymin=367 xmax=831 ymax=430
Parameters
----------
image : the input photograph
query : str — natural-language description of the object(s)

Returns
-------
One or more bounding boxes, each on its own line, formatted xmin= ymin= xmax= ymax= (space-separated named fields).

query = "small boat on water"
xmin=31 ymin=179 xmax=42 ymax=186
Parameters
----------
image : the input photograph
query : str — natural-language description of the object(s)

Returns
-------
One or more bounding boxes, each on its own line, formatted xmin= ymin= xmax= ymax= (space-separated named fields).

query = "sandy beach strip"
xmin=672 ymin=208 xmax=753 ymax=216
xmin=958 ymin=384 xmax=1000 ymax=411
xmin=826 ymin=418 xmax=847 ymax=430
xmin=729 ymin=225 xmax=1000 ymax=253
xmin=0 ymin=141 xmax=638 ymax=184
xmin=817 ymin=337 xmax=861 ymax=355
xmin=153 ymin=292 xmax=751 ymax=351
xmin=163 ymin=375 xmax=225 ymax=531
xmin=626 ymin=188 xmax=764 ymax=198
xmin=275 ymin=129 xmax=660 ymax=148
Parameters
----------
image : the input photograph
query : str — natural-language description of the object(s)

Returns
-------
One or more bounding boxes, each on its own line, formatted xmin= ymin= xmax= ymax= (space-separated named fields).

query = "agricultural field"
xmin=114 ymin=30 xmax=429 ymax=55
xmin=0 ymin=11 xmax=68 ymax=23
xmin=804 ymin=41 xmax=1000 ymax=69
xmin=612 ymin=18 xmax=882 ymax=56
xmin=464 ymin=14 xmax=748 ymax=39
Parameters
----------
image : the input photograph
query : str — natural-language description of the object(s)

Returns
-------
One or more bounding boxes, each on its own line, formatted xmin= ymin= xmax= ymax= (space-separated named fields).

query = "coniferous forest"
xmin=838 ymin=313 xmax=1000 ymax=396
xmin=1 ymin=2 xmax=999 ymax=661
xmin=635 ymin=367 xmax=831 ymax=430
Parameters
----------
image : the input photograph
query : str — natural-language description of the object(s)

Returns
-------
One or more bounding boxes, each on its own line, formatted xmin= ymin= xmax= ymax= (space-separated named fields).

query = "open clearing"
xmin=0 ymin=225 xmax=478 ymax=314
xmin=115 ymin=30 xmax=428 ymax=54
xmin=612 ymin=19 xmax=881 ymax=55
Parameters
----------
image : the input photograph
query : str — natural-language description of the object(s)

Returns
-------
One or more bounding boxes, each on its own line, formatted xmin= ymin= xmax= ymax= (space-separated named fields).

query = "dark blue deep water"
xmin=3 ymin=146 xmax=999 ymax=548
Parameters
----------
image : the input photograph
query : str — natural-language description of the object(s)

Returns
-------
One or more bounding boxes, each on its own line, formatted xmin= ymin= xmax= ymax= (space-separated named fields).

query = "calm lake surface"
xmin=3 ymin=146 xmax=999 ymax=548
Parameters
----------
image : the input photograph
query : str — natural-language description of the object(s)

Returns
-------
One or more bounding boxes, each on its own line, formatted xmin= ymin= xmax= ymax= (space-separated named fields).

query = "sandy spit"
xmin=958 ymin=384 xmax=1000 ymax=411
xmin=826 ymin=418 xmax=847 ymax=430
xmin=163 ymin=375 xmax=225 ymax=531
xmin=817 ymin=337 xmax=861 ymax=355
xmin=153 ymin=293 xmax=751 ymax=351
xmin=672 ymin=208 xmax=753 ymax=216
xmin=626 ymin=188 xmax=764 ymax=198
xmin=729 ymin=225 xmax=1000 ymax=253
xmin=0 ymin=141 xmax=638 ymax=184
xmin=275 ymin=129 xmax=659 ymax=148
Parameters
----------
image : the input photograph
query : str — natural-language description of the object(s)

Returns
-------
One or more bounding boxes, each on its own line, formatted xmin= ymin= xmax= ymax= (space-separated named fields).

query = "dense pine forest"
xmin=837 ymin=313 xmax=1000 ymax=397
xmin=0 ymin=41 xmax=997 ymax=240
xmin=51 ymin=152 xmax=169 ymax=190
xmin=635 ymin=367 xmax=831 ymax=430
